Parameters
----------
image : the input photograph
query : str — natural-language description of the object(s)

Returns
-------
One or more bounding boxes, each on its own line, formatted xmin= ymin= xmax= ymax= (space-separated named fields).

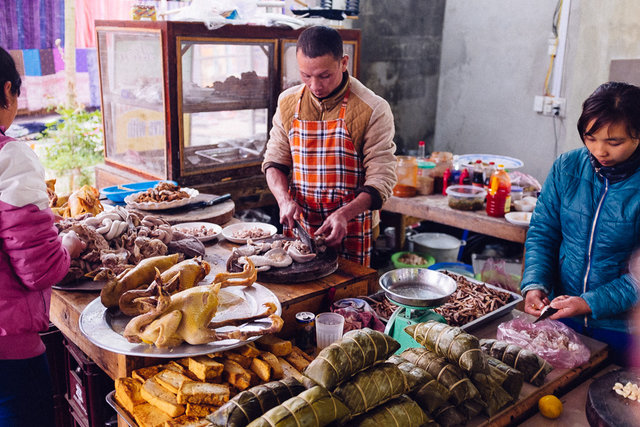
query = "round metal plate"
xmin=379 ymin=268 xmax=457 ymax=307
xmin=79 ymin=283 xmax=281 ymax=357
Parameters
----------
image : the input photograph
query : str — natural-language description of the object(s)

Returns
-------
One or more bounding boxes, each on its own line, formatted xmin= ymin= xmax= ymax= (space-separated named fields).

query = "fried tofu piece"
xmin=250 ymin=357 xmax=271 ymax=382
xmin=155 ymin=369 xmax=193 ymax=394
xmin=115 ymin=377 xmax=145 ymax=415
xmin=256 ymin=335 xmax=292 ymax=356
xmin=222 ymin=359 xmax=252 ymax=391
xmin=185 ymin=403 xmax=218 ymax=418
xmin=132 ymin=364 xmax=165 ymax=382
xmin=132 ymin=402 xmax=172 ymax=427
xmin=140 ymin=377 xmax=185 ymax=418
xmin=224 ymin=352 xmax=253 ymax=369
xmin=277 ymin=357 xmax=304 ymax=383
xmin=285 ymin=347 xmax=312 ymax=371
xmin=235 ymin=343 xmax=261 ymax=358
xmin=164 ymin=415 xmax=210 ymax=427
xmin=177 ymin=381 xmax=230 ymax=406
xmin=187 ymin=356 xmax=224 ymax=382
xmin=259 ymin=351 xmax=283 ymax=380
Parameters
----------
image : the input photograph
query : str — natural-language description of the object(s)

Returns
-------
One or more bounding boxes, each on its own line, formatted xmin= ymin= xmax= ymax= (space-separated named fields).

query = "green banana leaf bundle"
xmin=247 ymin=386 xmax=349 ymax=427
xmin=485 ymin=356 xmax=524 ymax=398
xmin=332 ymin=362 xmax=407 ymax=416
xmin=405 ymin=321 xmax=488 ymax=374
xmin=470 ymin=363 xmax=519 ymax=417
xmin=387 ymin=355 xmax=450 ymax=414
xmin=208 ymin=377 xmax=305 ymax=427
xmin=304 ymin=328 xmax=400 ymax=391
xmin=432 ymin=404 xmax=467 ymax=427
xmin=457 ymin=398 xmax=485 ymax=419
xmin=386 ymin=355 xmax=432 ymax=392
xmin=480 ymin=338 xmax=552 ymax=386
xmin=401 ymin=347 xmax=480 ymax=405
xmin=351 ymin=395 xmax=437 ymax=427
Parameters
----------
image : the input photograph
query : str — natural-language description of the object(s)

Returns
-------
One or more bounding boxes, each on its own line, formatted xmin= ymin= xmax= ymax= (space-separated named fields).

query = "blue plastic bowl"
xmin=428 ymin=262 xmax=475 ymax=278
xmin=101 ymin=180 xmax=178 ymax=203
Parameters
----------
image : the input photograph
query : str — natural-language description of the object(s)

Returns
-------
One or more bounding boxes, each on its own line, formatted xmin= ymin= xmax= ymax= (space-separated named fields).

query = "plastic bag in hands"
xmin=496 ymin=317 xmax=590 ymax=369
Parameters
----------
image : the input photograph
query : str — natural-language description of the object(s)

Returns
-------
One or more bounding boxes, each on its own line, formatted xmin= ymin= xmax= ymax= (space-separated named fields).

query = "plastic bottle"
xmin=459 ymin=168 xmax=470 ymax=185
xmin=417 ymin=140 xmax=426 ymax=160
xmin=472 ymin=160 xmax=484 ymax=188
xmin=486 ymin=164 xmax=511 ymax=217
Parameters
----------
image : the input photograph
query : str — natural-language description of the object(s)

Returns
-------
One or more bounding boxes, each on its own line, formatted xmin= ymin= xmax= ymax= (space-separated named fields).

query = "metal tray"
xmin=440 ymin=273 xmax=524 ymax=332
xmin=79 ymin=283 xmax=281 ymax=358
xmin=106 ymin=391 xmax=137 ymax=427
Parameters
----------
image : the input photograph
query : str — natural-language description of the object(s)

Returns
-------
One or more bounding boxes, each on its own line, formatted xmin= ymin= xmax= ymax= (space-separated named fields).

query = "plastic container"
xmin=510 ymin=185 xmax=523 ymax=201
xmin=446 ymin=185 xmax=486 ymax=211
xmin=315 ymin=312 xmax=345 ymax=349
xmin=391 ymin=251 xmax=436 ymax=269
xmin=408 ymin=232 xmax=466 ymax=263
xmin=417 ymin=140 xmax=426 ymax=159
xmin=393 ymin=156 xmax=418 ymax=197
xmin=486 ymin=164 xmax=511 ymax=217
xmin=417 ymin=160 xmax=435 ymax=195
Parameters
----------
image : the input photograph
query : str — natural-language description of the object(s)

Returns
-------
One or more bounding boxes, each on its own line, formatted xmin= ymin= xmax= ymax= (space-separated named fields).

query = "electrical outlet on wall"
xmin=533 ymin=96 xmax=565 ymax=117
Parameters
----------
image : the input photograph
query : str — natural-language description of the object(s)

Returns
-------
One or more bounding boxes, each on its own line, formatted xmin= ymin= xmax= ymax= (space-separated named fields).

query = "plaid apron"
xmin=287 ymin=87 xmax=372 ymax=266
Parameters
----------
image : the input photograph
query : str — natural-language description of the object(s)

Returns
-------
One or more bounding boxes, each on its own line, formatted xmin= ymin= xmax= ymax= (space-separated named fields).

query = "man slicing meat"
xmin=262 ymin=26 xmax=397 ymax=267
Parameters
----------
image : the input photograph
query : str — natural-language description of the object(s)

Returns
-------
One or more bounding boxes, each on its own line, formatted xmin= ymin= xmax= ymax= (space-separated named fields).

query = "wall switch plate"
xmin=534 ymin=96 xmax=565 ymax=117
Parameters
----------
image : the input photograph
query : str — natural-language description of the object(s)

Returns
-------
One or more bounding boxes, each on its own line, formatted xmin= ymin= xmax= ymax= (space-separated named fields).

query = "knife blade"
xmin=153 ymin=193 xmax=232 ymax=214
xmin=294 ymin=219 xmax=317 ymax=253
xmin=533 ymin=305 xmax=559 ymax=323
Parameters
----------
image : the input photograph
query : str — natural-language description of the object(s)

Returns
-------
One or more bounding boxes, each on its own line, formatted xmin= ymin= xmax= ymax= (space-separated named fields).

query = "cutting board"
xmin=586 ymin=368 xmax=640 ymax=426
xmin=127 ymin=193 xmax=235 ymax=225
xmin=230 ymin=235 xmax=339 ymax=284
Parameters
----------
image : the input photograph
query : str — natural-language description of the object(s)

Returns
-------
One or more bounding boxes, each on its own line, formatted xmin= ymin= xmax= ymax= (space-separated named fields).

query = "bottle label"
xmin=505 ymin=195 xmax=511 ymax=213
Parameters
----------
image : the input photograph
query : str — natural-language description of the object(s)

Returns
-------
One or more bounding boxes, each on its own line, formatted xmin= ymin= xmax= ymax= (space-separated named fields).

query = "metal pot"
xmin=408 ymin=232 xmax=466 ymax=263
xmin=379 ymin=268 xmax=457 ymax=307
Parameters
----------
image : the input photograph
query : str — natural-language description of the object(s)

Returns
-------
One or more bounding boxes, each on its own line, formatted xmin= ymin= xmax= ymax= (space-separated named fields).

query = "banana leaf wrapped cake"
xmin=480 ymin=338 xmax=552 ymax=386
xmin=485 ymin=356 xmax=524 ymax=397
xmin=350 ymin=395 xmax=437 ymax=427
xmin=304 ymin=328 xmax=400 ymax=391
xmin=247 ymin=385 xmax=349 ymax=427
xmin=387 ymin=355 xmax=450 ymax=414
xmin=208 ymin=377 xmax=305 ymax=427
xmin=405 ymin=321 xmax=487 ymax=374
xmin=401 ymin=347 xmax=480 ymax=405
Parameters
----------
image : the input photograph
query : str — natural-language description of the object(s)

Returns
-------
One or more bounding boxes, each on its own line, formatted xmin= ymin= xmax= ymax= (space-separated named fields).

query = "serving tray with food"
xmin=172 ymin=222 xmax=222 ymax=243
xmin=226 ymin=234 xmax=339 ymax=283
xmin=124 ymin=182 xmax=199 ymax=211
xmin=221 ymin=222 xmax=277 ymax=244
xmin=80 ymin=259 xmax=283 ymax=357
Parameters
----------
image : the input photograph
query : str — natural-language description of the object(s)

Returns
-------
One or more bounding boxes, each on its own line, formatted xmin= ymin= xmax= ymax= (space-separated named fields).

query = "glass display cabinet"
xmin=95 ymin=21 xmax=360 ymax=205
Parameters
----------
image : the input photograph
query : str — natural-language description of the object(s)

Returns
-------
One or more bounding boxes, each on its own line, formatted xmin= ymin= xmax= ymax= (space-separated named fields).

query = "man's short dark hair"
xmin=0 ymin=46 xmax=21 ymax=109
xmin=296 ymin=26 xmax=343 ymax=60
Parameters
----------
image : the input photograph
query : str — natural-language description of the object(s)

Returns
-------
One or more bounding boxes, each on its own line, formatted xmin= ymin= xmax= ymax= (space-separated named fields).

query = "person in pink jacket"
xmin=0 ymin=46 xmax=85 ymax=427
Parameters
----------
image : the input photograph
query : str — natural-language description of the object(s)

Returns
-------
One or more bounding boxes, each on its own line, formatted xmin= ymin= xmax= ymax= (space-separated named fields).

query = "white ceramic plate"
xmin=124 ymin=187 xmax=199 ymax=211
xmin=78 ymin=284 xmax=281 ymax=358
xmin=172 ymin=222 xmax=222 ymax=242
xmin=505 ymin=211 xmax=532 ymax=227
xmin=222 ymin=222 xmax=277 ymax=244
xmin=457 ymin=154 xmax=524 ymax=169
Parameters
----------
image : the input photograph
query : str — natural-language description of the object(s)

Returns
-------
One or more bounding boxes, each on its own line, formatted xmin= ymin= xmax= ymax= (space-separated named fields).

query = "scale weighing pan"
xmin=379 ymin=268 xmax=457 ymax=307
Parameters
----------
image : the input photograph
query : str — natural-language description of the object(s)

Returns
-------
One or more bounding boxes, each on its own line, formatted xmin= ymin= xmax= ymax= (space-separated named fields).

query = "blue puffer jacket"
xmin=521 ymin=147 xmax=640 ymax=333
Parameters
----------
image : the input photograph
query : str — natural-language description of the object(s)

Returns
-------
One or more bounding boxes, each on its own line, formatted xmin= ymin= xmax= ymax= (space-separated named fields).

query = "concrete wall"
xmin=353 ymin=0 xmax=446 ymax=154
xmin=435 ymin=0 xmax=640 ymax=182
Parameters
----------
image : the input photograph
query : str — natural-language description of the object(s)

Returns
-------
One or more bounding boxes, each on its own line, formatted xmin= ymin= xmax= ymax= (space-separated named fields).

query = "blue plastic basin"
xmin=101 ymin=180 xmax=178 ymax=203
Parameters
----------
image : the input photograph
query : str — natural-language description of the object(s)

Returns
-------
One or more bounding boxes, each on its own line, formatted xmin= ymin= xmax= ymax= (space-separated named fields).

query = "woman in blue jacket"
xmin=521 ymin=81 xmax=640 ymax=363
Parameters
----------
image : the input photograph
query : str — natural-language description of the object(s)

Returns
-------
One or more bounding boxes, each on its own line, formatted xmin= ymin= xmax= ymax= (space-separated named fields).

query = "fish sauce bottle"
xmin=486 ymin=164 xmax=511 ymax=217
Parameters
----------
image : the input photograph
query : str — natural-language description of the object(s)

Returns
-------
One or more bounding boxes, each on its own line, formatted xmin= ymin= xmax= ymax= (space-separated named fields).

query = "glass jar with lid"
xmin=393 ymin=156 xmax=418 ymax=197
xmin=417 ymin=160 xmax=436 ymax=195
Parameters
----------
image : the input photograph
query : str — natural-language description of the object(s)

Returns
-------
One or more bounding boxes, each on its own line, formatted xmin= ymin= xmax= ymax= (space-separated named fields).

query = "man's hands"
xmin=316 ymin=210 xmax=348 ymax=247
xmin=524 ymin=289 xmax=591 ymax=319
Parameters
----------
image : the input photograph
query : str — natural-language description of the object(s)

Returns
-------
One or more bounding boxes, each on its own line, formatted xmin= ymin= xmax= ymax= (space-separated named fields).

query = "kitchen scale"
xmin=380 ymin=268 xmax=457 ymax=353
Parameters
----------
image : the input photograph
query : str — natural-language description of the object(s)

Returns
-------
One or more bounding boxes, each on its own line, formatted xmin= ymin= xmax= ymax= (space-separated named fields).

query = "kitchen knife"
xmin=533 ymin=305 xmax=559 ymax=323
xmin=294 ymin=219 xmax=317 ymax=253
xmin=154 ymin=193 xmax=232 ymax=214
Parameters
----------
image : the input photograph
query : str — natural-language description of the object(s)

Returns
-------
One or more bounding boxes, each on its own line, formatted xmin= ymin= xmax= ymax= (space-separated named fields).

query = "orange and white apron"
xmin=287 ymin=87 xmax=372 ymax=266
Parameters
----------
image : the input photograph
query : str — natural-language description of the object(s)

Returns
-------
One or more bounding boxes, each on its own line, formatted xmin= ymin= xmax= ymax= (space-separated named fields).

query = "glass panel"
xmin=97 ymin=29 xmax=166 ymax=178
xmin=282 ymin=41 xmax=355 ymax=90
xmin=179 ymin=40 xmax=273 ymax=174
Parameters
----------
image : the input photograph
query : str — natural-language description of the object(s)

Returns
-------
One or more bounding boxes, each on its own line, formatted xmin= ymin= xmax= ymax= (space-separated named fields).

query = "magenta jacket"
xmin=0 ymin=127 xmax=70 ymax=360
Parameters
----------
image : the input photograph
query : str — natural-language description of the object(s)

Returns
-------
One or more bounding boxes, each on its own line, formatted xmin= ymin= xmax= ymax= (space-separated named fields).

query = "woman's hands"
xmin=524 ymin=290 xmax=591 ymax=319
xmin=524 ymin=289 xmax=550 ymax=316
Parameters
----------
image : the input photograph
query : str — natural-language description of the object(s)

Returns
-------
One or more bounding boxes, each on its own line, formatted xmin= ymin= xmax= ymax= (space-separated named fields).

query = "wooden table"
xmin=382 ymin=194 xmax=528 ymax=250
xmin=49 ymin=236 xmax=377 ymax=382
xmin=469 ymin=311 xmax=609 ymax=427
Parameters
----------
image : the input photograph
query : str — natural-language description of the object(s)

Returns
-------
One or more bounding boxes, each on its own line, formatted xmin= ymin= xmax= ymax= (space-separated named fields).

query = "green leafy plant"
xmin=39 ymin=106 xmax=104 ymax=189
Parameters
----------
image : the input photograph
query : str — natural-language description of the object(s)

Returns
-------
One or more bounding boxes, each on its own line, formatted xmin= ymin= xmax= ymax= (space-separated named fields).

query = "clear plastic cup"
xmin=315 ymin=312 xmax=345 ymax=349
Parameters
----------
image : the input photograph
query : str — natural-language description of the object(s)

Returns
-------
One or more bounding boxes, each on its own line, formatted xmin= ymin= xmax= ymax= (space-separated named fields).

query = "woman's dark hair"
xmin=0 ymin=47 xmax=21 ymax=109
xmin=577 ymin=81 xmax=640 ymax=141
xmin=296 ymin=26 xmax=343 ymax=60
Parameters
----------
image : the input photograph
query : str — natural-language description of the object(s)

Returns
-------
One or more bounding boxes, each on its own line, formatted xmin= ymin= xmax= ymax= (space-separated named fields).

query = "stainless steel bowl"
xmin=379 ymin=268 xmax=457 ymax=307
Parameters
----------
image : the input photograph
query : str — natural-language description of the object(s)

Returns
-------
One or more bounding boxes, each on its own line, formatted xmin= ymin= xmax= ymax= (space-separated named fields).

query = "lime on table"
xmin=538 ymin=394 xmax=563 ymax=419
